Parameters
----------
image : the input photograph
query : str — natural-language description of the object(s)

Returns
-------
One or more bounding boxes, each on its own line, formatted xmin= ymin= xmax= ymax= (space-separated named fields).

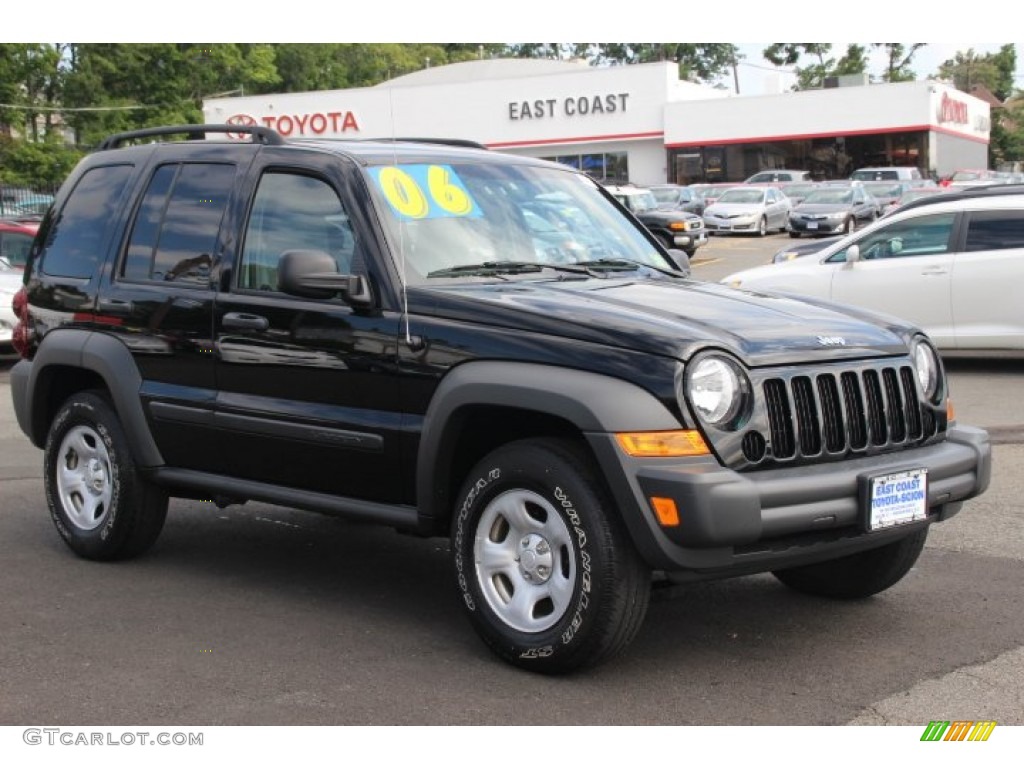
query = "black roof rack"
xmin=896 ymin=183 xmax=1024 ymax=214
xmin=97 ymin=124 xmax=285 ymax=151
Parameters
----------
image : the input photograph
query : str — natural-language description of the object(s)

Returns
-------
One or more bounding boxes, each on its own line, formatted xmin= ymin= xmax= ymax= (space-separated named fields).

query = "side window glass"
xmin=121 ymin=163 xmax=235 ymax=284
xmin=829 ymin=213 xmax=956 ymax=263
xmin=965 ymin=211 xmax=1024 ymax=252
xmin=239 ymin=172 xmax=354 ymax=292
xmin=122 ymin=165 xmax=177 ymax=281
xmin=38 ymin=165 xmax=133 ymax=279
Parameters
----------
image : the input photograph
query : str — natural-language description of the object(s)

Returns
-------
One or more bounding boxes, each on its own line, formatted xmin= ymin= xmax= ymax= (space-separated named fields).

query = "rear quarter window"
xmin=37 ymin=164 xmax=133 ymax=279
xmin=964 ymin=211 xmax=1024 ymax=252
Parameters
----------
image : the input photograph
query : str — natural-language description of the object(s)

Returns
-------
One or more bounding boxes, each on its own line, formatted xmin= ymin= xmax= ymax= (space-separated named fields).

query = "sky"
xmin=5 ymin=2 xmax=1023 ymax=99
xmin=730 ymin=43 xmax=1024 ymax=96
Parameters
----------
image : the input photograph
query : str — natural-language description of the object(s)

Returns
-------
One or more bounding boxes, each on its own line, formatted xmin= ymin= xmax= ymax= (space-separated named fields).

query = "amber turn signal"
xmin=947 ymin=397 xmax=956 ymax=423
xmin=615 ymin=430 xmax=710 ymax=457
xmin=650 ymin=497 xmax=680 ymax=527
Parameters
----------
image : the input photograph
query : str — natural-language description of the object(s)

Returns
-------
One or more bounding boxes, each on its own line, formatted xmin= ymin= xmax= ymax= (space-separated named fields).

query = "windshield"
xmin=651 ymin=188 xmax=686 ymax=204
xmin=716 ymin=189 xmax=765 ymax=205
xmin=852 ymin=169 xmax=898 ymax=181
xmin=367 ymin=162 xmax=673 ymax=282
xmin=803 ymin=190 xmax=853 ymax=205
xmin=613 ymin=191 xmax=658 ymax=213
xmin=951 ymin=171 xmax=982 ymax=181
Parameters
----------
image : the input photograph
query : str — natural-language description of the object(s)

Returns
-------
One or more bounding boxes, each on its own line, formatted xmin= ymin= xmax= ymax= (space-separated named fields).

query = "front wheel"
xmin=843 ymin=217 xmax=855 ymax=234
xmin=772 ymin=528 xmax=928 ymax=599
xmin=44 ymin=391 xmax=168 ymax=561
xmin=451 ymin=439 xmax=650 ymax=673
xmin=757 ymin=216 xmax=768 ymax=237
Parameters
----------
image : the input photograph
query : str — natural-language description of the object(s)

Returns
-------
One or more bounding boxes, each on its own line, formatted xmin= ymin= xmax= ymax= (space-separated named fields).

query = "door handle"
xmin=97 ymin=297 xmax=134 ymax=314
xmin=222 ymin=312 xmax=269 ymax=331
xmin=920 ymin=268 xmax=948 ymax=276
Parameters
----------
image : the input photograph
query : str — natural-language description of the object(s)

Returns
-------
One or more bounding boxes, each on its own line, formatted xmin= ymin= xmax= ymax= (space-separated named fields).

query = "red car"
xmin=0 ymin=219 xmax=38 ymax=271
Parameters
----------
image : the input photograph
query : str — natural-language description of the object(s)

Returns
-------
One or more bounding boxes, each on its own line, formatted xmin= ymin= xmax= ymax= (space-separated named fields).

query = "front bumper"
xmin=587 ymin=424 xmax=991 ymax=575
xmin=704 ymin=218 xmax=757 ymax=233
xmin=789 ymin=218 xmax=845 ymax=234
xmin=673 ymin=231 xmax=707 ymax=249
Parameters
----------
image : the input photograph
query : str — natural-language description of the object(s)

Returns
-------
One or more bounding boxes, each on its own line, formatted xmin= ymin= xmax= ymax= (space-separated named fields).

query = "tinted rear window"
xmin=38 ymin=165 xmax=133 ymax=279
xmin=965 ymin=211 xmax=1024 ymax=252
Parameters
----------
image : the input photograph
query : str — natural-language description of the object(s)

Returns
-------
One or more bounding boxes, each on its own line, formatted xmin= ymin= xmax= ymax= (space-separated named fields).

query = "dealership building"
xmin=203 ymin=58 xmax=991 ymax=186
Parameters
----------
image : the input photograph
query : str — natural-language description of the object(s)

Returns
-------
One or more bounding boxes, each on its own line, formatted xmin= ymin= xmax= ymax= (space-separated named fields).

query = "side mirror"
xmin=845 ymin=244 xmax=861 ymax=264
xmin=277 ymin=250 xmax=372 ymax=308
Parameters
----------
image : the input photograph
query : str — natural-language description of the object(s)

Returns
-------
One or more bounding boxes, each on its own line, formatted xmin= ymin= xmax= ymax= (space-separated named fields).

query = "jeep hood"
xmin=411 ymin=276 xmax=913 ymax=367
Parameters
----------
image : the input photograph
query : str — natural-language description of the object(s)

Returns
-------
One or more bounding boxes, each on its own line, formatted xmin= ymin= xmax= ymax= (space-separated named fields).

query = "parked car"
xmin=787 ymin=186 xmax=880 ymax=237
xmin=606 ymin=185 xmax=706 ymax=257
xmin=744 ymin=169 xmax=812 ymax=183
xmin=0 ymin=219 xmax=39 ymax=271
xmin=862 ymin=181 xmax=913 ymax=210
xmin=8 ymin=123 xmax=991 ymax=673
xmin=850 ymin=167 xmax=923 ymax=182
xmin=776 ymin=181 xmax=820 ymax=206
xmin=648 ymin=184 xmax=706 ymax=216
xmin=722 ymin=187 xmax=1024 ymax=351
xmin=0 ymin=264 xmax=20 ymax=351
xmin=689 ymin=182 xmax=737 ymax=208
xmin=883 ymin=186 xmax=951 ymax=216
xmin=947 ymin=169 xmax=1008 ymax=188
xmin=702 ymin=186 xmax=791 ymax=236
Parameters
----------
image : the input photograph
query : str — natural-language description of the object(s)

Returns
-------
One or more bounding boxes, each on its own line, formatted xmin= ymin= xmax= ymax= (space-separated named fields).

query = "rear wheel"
xmin=789 ymin=231 xmax=800 ymax=238
xmin=772 ymin=528 xmax=928 ymax=599
xmin=451 ymin=439 xmax=650 ymax=673
xmin=44 ymin=391 xmax=168 ymax=561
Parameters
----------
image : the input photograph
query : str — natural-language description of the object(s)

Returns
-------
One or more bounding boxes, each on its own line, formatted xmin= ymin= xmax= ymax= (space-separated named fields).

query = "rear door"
xmin=212 ymin=148 xmax=406 ymax=501
xmin=951 ymin=209 xmax=1024 ymax=349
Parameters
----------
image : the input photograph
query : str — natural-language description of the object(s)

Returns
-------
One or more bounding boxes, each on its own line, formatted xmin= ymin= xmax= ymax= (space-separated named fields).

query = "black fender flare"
xmin=416 ymin=361 xmax=681 ymax=526
xmin=16 ymin=329 xmax=164 ymax=467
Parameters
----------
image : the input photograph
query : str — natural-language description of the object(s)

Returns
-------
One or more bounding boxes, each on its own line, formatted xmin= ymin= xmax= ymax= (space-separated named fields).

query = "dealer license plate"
xmin=866 ymin=468 xmax=928 ymax=531
xmin=807 ymin=222 xmax=819 ymax=230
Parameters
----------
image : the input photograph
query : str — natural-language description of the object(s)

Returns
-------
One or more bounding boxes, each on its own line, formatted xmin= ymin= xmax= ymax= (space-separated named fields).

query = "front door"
xmin=213 ymin=150 xmax=405 ymax=502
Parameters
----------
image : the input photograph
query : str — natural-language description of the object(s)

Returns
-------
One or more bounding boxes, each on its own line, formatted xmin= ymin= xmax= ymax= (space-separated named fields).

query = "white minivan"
xmin=721 ymin=188 xmax=1024 ymax=351
xmin=851 ymin=166 xmax=924 ymax=182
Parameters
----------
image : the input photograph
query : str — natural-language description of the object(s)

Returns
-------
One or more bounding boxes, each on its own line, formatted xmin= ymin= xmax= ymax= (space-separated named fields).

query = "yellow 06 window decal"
xmin=370 ymin=164 xmax=481 ymax=221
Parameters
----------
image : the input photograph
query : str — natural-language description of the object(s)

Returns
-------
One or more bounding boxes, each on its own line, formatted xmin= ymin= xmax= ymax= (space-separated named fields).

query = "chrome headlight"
xmin=686 ymin=355 xmax=751 ymax=429
xmin=912 ymin=338 xmax=940 ymax=402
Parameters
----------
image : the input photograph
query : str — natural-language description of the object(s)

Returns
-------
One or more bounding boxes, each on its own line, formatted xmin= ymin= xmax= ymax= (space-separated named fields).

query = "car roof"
xmin=893 ymin=183 xmax=1024 ymax=214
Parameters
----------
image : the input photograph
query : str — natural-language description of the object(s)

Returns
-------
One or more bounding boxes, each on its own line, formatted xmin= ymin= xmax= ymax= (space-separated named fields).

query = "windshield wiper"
xmin=427 ymin=261 xmax=543 ymax=278
xmin=572 ymin=258 xmax=689 ymax=278
xmin=427 ymin=261 xmax=604 ymax=279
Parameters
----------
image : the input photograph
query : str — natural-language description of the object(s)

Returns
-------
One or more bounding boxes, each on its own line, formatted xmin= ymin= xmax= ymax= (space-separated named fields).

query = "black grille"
xmin=761 ymin=364 xmax=928 ymax=464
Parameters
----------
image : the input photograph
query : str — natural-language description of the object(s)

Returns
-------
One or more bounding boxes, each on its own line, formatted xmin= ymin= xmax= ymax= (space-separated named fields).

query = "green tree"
xmin=763 ymin=44 xmax=868 ymax=90
xmin=872 ymin=43 xmax=926 ymax=82
xmin=936 ymin=45 xmax=1016 ymax=100
xmin=0 ymin=43 xmax=66 ymax=140
xmin=0 ymin=133 xmax=83 ymax=187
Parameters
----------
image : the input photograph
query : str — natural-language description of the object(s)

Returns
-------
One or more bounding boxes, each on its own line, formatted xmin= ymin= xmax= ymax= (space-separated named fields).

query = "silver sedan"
xmin=702 ymin=186 xmax=791 ymax=236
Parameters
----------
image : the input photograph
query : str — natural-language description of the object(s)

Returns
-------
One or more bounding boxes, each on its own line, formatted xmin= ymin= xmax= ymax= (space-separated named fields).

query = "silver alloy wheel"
xmin=758 ymin=216 xmax=767 ymax=236
xmin=473 ymin=489 xmax=577 ymax=633
xmin=56 ymin=425 xmax=113 ymax=531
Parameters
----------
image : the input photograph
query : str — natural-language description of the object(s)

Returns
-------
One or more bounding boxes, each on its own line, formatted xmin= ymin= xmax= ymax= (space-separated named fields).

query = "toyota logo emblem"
xmin=226 ymin=113 xmax=257 ymax=139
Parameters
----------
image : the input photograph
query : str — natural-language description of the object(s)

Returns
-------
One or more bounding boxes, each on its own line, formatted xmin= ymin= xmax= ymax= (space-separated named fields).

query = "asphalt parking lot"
xmin=0 ymin=234 xmax=1021 ymax=727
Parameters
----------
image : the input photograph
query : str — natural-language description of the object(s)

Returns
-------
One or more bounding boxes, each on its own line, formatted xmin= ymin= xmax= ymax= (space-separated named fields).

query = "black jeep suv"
xmin=9 ymin=125 xmax=991 ymax=673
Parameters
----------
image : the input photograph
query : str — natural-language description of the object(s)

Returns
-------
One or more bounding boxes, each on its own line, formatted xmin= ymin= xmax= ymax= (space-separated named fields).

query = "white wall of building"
xmin=203 ymin=61 xmax=990 ymax=185
xmin=663 ymin=80 xmax=990 ymax=148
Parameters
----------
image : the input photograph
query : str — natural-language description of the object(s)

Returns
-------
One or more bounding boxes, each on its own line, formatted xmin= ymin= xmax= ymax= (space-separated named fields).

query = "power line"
xmin=0 ymin=102 xmax=177 ymax=112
